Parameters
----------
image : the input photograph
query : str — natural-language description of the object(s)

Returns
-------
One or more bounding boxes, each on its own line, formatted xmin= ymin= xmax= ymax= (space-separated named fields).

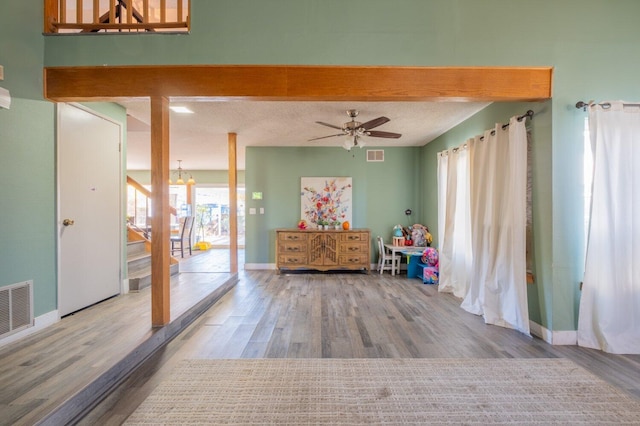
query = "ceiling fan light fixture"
xmin=313 ymin=109 xmax=402 ymax=150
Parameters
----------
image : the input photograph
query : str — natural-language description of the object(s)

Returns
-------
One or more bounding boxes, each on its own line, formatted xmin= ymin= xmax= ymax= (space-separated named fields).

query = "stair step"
xmin=127 ymin=240 xmax=147 ymax=257
xmin=129 ymin=263 xmax=179 ymax=292
xmin=128 ymin=252 xmax=151 ymax=276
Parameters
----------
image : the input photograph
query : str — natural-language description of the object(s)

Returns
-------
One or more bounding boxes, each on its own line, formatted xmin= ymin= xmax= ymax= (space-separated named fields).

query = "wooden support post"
xmin=228 ymin=133 xmax=238 ymax=274
xmin=150 ymin=96 xmax=171 ymax=326
xmin=186 ymin=183 xmax=193 ymax=206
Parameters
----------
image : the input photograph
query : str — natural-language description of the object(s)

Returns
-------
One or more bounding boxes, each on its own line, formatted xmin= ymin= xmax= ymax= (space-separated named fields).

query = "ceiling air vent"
xmin=366 ymin=150 xmax=384 ymax=162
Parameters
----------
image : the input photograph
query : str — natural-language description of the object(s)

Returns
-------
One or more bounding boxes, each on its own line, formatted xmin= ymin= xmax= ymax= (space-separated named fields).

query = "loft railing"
xmin=44 ymin=0 xmax=189 ymax=33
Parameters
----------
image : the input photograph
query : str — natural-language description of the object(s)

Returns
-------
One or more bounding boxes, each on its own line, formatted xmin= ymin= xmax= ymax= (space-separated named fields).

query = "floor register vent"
xmin=0 ymin=280 xmax=33 ymax=339
xmin=366 ymin=150 xmax=384 ymax=162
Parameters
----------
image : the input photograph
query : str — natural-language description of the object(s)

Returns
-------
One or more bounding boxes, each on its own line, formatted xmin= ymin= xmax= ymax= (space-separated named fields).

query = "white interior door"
xmin=58 ymin=103 xmax=122 ymax=317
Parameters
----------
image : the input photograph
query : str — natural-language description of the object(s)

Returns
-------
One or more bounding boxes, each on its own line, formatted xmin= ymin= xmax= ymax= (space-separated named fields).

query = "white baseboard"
xmin=529 ymin=320 xmax=578 ymax=345
xmin=0 ymin=309 xmax=60 ymax=348
xmin=122 ymin=278 xmax=130 ymax=295
xmin=551 ymin=330 xmax=578 ymax=345
xmin=244 ymin=263 xmax=277 ymax=270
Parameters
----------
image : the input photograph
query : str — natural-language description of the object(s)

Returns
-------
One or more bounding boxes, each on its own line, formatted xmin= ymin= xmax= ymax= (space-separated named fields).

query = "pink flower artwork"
xmin=301 ymin=177 xmax=352 ymax=228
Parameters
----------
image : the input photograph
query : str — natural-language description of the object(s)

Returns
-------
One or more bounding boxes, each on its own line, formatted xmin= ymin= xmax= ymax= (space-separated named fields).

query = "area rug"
xmin=124 ymin=358 xmax=640 ymax=425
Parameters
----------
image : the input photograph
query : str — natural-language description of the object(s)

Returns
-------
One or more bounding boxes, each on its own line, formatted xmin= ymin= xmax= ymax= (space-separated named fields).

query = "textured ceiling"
xmin=122 ymin=100 xmax=490 ymax=170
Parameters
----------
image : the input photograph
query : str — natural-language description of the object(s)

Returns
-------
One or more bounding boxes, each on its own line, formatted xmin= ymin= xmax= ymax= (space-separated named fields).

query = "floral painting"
xmin=301 ymin=177 xmax=352 ymax=228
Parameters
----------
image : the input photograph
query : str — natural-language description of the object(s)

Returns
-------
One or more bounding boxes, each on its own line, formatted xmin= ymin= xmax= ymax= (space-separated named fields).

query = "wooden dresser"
xmin=276 ymin=229 xmax=370 ymax=273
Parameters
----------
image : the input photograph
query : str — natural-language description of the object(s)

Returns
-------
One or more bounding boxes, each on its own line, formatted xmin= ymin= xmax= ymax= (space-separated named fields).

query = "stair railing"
xmin=127 ymin=175 xmax=177 ymax=240
xmin=45 ymin=0 xmax=190 ymax=33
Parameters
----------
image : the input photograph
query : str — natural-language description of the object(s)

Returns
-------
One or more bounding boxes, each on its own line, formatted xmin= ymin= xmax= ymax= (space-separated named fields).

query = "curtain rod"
xmin=440 ymin=109 xmax=535 ymax=149
xmin=576 ymin=101 xmax=640 ymax=111
xmin=478 ymin=109 xmax=534 ymax=140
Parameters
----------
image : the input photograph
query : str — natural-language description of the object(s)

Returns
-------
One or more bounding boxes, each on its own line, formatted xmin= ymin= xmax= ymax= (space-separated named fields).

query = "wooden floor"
xmin=0 ymin=249 xmax=239 ymax=426
xmin=81 ymin=270 xmax=640 ymax=425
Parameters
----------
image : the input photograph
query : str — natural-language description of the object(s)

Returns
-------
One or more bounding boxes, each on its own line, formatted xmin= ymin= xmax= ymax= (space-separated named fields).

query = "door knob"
xmin=63 ymin=219 xmax=75 ymax=226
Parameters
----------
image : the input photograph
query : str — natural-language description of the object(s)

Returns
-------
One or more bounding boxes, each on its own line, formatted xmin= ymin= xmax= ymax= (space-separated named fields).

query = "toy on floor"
xmin=421 ymin=247 xmax=439 ymax=284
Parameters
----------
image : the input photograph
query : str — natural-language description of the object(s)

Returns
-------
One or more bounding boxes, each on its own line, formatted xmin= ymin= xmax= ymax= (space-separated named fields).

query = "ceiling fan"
xmin=309 ymin=109 xmax=402 ymax=150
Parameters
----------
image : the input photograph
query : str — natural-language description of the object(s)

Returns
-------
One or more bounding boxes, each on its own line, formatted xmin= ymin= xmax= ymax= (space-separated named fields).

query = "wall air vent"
xmin=0 ymin=280 xmax=33 ymax=340
xmin=366 ymin=150 xmax=384 ymax=162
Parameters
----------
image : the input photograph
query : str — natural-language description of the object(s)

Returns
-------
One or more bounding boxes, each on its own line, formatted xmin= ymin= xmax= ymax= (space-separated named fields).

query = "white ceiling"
xmin=122 ymin=100 xmax=490 ymax=170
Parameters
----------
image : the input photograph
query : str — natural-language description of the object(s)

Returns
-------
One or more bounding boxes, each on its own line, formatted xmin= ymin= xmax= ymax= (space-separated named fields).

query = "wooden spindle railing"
xmin=44 ymin=0 xmax=189 ymax=33
xmin=127 ymin=175 xmax=177 ymax=221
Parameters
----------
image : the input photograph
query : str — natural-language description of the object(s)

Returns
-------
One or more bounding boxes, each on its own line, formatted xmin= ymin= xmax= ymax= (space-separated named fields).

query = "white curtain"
xmin=461 ymin=117 xmax=530 ymax=335
xmin=578 ymin=101 xmax=640 ymax=354
xmin=437 ymin=145 xmax=472 ymax=298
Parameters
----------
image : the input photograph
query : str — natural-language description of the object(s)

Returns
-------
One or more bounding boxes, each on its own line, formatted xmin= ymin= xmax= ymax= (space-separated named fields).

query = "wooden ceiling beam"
xmin=44 ymin=65 xmax=552 ymax=102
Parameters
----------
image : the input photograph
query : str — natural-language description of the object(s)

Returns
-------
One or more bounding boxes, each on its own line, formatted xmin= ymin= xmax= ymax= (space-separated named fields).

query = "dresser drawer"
xmin=279 ymin=242 xmax=307 ymax=254
xmin=279 ymin=232 xmax=306 ymax=242
xmin=339 ymin=243 xmax=367 ymax=254
xmin=278 ymin=254 xmax=308 ymax=266
xmin=339 ymin=254 xmax=368 ymax=265
xmin=340 ymin=232 xmax=369 ymax=243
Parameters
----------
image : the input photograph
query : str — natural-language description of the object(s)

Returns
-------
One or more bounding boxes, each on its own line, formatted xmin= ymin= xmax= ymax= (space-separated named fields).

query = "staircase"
xmin=127 ymin=240 xmax=179 ymax=292
xmin=126 ymin=174 xmax=181 ymax=291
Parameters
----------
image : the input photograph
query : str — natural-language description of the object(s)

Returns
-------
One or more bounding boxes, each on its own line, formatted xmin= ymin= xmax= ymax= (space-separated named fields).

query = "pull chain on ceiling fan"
xmin=309 ymin=109 xmax=402 ymax=151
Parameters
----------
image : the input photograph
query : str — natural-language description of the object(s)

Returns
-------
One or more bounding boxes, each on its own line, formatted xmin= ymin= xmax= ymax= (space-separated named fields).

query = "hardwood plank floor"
xmin=81 ymin=270 xmax=640 ymax=424
xmin=0 ymin=249 xmax=239 ymax=426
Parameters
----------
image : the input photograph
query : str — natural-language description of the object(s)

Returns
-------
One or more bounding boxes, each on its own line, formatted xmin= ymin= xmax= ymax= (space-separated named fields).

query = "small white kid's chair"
xmin=377 ymin=236 xmax=399 ymax=275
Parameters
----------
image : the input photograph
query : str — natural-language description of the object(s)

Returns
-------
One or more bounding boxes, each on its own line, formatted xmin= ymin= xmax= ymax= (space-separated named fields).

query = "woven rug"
xmin=125 ymin=358 xmax=640 ymax=425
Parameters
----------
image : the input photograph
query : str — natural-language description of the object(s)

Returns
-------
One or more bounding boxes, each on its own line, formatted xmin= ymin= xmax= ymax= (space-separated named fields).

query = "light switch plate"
xmin=259 ymin=207 xmax=264 ymax=214
xmin=249 ymin=208 xmax=256 ymax=215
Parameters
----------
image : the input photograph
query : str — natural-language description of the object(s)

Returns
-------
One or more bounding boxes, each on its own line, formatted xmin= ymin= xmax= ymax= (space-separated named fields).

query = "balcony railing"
xmin=45 ymin=0 xmax=189 ymax=33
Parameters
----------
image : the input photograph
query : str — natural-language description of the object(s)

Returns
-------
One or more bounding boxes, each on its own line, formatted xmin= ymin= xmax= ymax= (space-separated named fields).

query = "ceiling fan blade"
xmin=359 ymin=116 xmax=390 ymax=130
xmin=366 ymin=130 xmax=402 ymax=139
xmin=315 ymin=121 xmax=344 ymax=130
xmin=308 ymin=133 xmax=344 ymax=141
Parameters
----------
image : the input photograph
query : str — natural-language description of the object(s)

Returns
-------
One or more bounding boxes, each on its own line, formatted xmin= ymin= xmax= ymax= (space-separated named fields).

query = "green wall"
xmin=0 ymin=2 xmax=57 ymax=316
xmin=0 ymin=99 xmax=56 ymax=316
xmin=3 ymin=0 xmax=640 ymax=331
xmin=245 ymin=147 xmax=420 ymax=264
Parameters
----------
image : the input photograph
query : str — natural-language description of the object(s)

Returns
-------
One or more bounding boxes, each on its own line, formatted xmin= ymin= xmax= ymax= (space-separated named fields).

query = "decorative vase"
xmin=342 ymin=221 xmax=350 ymax=230
xmin=334 ymin=225 xmax=340 ymax=230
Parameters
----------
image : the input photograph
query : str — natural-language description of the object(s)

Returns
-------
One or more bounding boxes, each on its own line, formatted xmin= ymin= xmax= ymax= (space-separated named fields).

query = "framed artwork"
xmin=301 ymin=177 xmax=352 ymax=228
